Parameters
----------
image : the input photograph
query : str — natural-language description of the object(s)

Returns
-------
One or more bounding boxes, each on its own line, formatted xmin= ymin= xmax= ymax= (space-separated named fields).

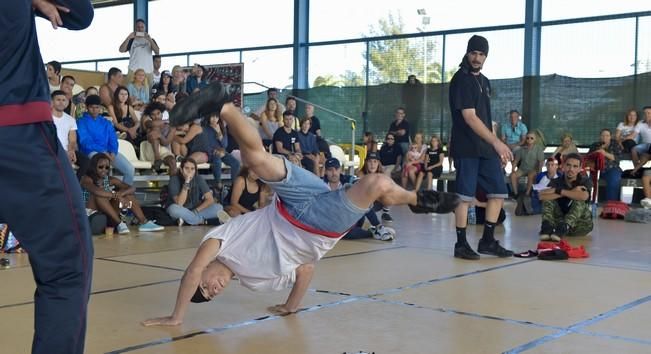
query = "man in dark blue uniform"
xmin=448 ymin=35 xmax=514 ymax=260
xmin=0 ymin=1 xmax=94 ymax=353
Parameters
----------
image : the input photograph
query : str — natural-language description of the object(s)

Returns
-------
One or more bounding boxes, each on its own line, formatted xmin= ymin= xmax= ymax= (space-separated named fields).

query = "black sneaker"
xmin=169 ymin=81 xmax=233 ymax=126
xmin=381 ymin=212 xmax=393 ymax=223
xmin=477 ymin=239 xmax=514 ymax=257
xmin=555 ymin=222 xmax=570 ymax=237
xmin=204 ymin=218 xmax=221 ymax=226
xmin=454 ymin=242 xmax=480 ymax=260
xmin=408 ymin=190 xmax=460 ymax=214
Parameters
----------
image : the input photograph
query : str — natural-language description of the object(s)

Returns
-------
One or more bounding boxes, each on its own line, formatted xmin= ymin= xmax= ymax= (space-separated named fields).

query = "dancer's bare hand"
xmin=492 ymin=140 xmax=513 ymax=164
xmin=33 ymin=0 xmax=70 ymax=29
xmin=141 ymin=316 xmax=182 ymax=327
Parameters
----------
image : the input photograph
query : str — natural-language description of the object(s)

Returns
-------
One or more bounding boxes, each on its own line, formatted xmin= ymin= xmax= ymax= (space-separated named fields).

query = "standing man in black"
xmin=388 ymin=107 xmax=410 ymax=160
xmin=0 ymin=1 xmax=94 ymax=353
xmin=449 ymin=35 xmax=514 ymax=260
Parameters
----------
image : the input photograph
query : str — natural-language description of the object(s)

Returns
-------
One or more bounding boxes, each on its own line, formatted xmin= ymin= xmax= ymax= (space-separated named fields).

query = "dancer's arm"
xmin=142 ymin=239 xmax=222 ymax=326
xmin=269 ymin=263 xmax=314 ymax=315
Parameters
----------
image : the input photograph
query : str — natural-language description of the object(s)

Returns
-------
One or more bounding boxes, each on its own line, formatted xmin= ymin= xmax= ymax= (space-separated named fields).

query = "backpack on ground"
xmin=142 ymin=206 xmax=177 ymax=226
xmin=600 ymin=201 xmax=629 ymax=219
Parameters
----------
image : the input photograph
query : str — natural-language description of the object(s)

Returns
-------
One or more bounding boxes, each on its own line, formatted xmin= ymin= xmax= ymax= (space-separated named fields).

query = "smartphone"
xmin=135 ymin=31 xmax=145 ymax=37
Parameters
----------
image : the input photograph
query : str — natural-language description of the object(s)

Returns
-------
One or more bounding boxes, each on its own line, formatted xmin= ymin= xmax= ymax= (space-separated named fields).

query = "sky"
xmin=35 ymin=0 xmax=650 ymax=90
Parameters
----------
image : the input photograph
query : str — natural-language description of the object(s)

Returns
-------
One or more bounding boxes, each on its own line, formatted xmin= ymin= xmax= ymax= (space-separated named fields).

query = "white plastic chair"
xmin=118 ymin=139 xmax=152 ymax=169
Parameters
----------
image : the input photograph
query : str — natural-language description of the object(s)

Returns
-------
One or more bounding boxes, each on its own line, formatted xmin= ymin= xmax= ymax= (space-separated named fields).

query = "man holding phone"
xmin=119 ymin=18 xmax=160 ymax=84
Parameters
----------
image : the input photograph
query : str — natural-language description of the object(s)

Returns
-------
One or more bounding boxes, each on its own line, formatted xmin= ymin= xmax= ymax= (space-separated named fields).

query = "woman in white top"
xmin=615 ymin=108 xmax=638 ymax=152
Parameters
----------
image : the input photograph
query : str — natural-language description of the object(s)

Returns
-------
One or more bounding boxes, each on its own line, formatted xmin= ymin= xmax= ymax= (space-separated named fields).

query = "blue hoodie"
xmin=0 ymin=1 xmax=93 ymax=126
xmin=77 ymin=113 xmax=118 ymax=156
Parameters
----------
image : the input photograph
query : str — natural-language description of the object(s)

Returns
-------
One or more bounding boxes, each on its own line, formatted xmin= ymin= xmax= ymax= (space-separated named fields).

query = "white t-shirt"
xmin=52 ymin=112 xmax=77 ymax=151
xmin=616 ymin=122 xmax=636 ymax=140
xmin=128 ymin=37 xmax=155 ymax=73
xmin=201 ymin=198 xmax=341 ymax=292
xmin=634 ymin=121 xmax=651 ymax=144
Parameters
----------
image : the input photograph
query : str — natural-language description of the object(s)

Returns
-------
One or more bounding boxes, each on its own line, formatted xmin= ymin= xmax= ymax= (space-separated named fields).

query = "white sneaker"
xmin=117 ymin=222 xmax=130 ymax=234
xmin=217 ymin=210 xmax=231 ymax=224
xmin=373 ymin=225 xmax=394 ymax=241
xmin=178 ymin=218 xmax=184 ymax=226
xmin=641 ymin=198 xmax=651 ymax=209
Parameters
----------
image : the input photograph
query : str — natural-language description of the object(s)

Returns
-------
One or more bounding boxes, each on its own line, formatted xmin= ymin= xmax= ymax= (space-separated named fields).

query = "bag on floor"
xmin=624 ymin=208 xmax=651 ymax=224
xmin=600 ymin=201 xmax=629 ymax=219
xmin=88 ymin=212 xmax=108 ymax=235
xmin=142 ymin=206 xmax=177 ymax=226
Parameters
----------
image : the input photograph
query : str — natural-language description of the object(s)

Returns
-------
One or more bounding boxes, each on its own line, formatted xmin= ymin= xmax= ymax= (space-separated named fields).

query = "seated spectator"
xmin=401 ymin=133 xmax=426 ymax=190
xmin=363 ymin=131 xmax=378 ymax=153
xmin=51 ymin=90 xmax=89 ymax=179
xmin=297 ymin=118 xmax=321 ymax=175
xmin=553 ymin=132 xmax=579 ymax=165
xmin=74 ymin=86 xmax=99 ymax=118
xmin=357 ymin=151 xmax=394 ymax=226
xmin=642 ymin=170 xmax=651 ymax=209
xmin=222 ymin=167 xmax=269 ymax=220
xmin=631 ymin=106 xmax=651 ymax=173
xmin=259 ymin=98 xmax=283 ymax=147
xmin=330 ymin=155 xmax=393 ymax=241
xmin=500 ymin=110 xmax=527 ymax=152
xmin=173 ymin=120 xmax=210 ymax=164
xmin=46 ymin=60 xmax=62 ymax=92
xmin=77 ymin=95 xmax=135 ymax=185
xmin=171 ymin=65 xmax=187 ymax=94
xmin=531 ymin=158 xmax=560 ymax=214
xmin=538 ymin=153 xmax=593 ymax=241
xmin=80 ymin=153 xmax=164 ymax=234
xmin=588 ymin=129 xmax=622 ymax=201
xmin=127 ymin=68 xmax=150 ymax=106
xmin=60 ymin=75 xmax=77 ymax=116
xmin=273 ymin=110 xmax=304 ymax=163
xmin=616 ymin=108 xmax=639 ymax=152
xmin=285 ymin=96 xmax=299 ymax=130
xmin=108 ymin=86 xmax=140 ymax=144
xmin=151 ymin=70 xmax=175 ymax=97
xmin=166 ymin=157 xmax=222 ymax=225
xmin=99 ymin=67 xmax=124 ymax=108
xmin=203 ymin=113 xmax=240 ymax=189
xmin=304 ymin=103 xmax=330 ymax=158
xmin=422 ymin=135 xmax=445 ymax=191
xmin=252 ymin=88 xmax=285 ymax=121
xmin=186 ymin=64 xmax=209 ymax=93
xmin=379 ymin=133 xmax=403 ymax=176
xmin=510 ymin=132 xmax=545 ymax=197
xmin=140 ymin=102 xmax=178 ymax=174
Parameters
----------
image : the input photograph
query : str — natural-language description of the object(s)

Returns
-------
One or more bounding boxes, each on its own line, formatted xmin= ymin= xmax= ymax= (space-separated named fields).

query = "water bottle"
xmin=592 ymin=203 xmax=597 ymax=219
xmin=468 ymin=206 xmax=477 ymax=225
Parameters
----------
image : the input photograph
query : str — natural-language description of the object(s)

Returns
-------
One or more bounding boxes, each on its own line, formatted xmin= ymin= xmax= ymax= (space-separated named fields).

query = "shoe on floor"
xmin=408 ymin=190 xmax=460 ymax=214
xmin=477 ymin=239 xmax=513 ymax=257
xmin=169 ymin=81 xmax=233 ymax=126
xmin=138 ymin=220 xmax=164 ymax=232
xmin=117 ymin=222 xmax=130 ymax=234
xmin=539 ymin=234 xmax=551 ymax=241
xmin=217 ymin=210 xmax=231 ymax=224
xmin=204 ymin=218 xmax=221 ymax=226
xmin=381 ymin=212 xmax=393 ymax=223
xmin=550 ymin=234 xmax=562 ymax=242
xmin=454 ymin=242 xmax=480 ymax=260
xmin=641 ymin=197 xmax=651 ymax=209
xmin=372 ymin=225 xmax=394 ymax=241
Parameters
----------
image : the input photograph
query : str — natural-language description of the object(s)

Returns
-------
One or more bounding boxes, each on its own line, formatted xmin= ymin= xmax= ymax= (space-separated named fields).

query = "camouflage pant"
xmin=542 ymin=199 xmax=593 ymax=236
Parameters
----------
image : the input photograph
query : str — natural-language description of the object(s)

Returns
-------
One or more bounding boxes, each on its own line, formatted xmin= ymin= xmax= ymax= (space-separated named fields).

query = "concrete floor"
xmin=1 ymin=201 xmax=650 ymax=354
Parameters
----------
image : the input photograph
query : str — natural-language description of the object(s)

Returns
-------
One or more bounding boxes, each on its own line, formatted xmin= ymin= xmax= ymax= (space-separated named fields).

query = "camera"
xmin=135 ymin=31 xmax=145 ymax=37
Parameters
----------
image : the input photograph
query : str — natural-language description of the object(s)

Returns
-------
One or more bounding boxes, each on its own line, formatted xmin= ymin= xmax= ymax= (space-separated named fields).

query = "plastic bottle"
xmin=468 ymin=206 xmax=477 ymax=225
xmin=592 ymin=203 xmax=598 ymax=219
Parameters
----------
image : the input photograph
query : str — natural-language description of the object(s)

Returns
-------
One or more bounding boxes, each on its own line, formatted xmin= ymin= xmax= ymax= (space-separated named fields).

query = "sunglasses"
xmin=97 ymin=165 xmax=110 ymax=170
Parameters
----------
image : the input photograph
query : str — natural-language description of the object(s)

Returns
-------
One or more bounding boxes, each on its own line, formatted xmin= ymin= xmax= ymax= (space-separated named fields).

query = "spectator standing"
xmin=119 ymin=18 xmax=159 ymax=83
xmin=388 ymin=107 xmax=410 ymax=157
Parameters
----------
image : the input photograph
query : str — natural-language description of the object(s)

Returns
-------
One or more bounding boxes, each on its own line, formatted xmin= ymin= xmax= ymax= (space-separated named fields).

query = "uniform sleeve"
xmin=35 ymin=1 xmax=94 ymax=30
xmin=450 ymin=75 xmax=478 ymax=111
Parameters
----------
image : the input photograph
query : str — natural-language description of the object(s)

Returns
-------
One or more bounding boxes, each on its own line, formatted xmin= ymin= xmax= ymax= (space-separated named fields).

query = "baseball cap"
xmin=324 ymin=158 xmax=341 ymax=169
xmin=365 ymin=152 xmax=380 ymax=161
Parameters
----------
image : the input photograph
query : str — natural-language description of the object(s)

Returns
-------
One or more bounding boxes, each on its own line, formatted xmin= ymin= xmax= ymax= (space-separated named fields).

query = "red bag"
xmin=600 ymin=201 xmax=629 ymax=219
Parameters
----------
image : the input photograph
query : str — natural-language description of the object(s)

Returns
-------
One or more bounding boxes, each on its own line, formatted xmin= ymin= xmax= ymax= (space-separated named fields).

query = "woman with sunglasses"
xmin=80 ymin=153 xmax=164 ymax=234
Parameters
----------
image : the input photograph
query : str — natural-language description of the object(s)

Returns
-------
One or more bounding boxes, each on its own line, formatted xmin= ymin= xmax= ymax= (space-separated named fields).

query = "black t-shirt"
xmin=426 ymin=147 xmax=442 ymax=167
xmin=379 ymin=143 xmax=403 ymax=166
xmin=449 ymin=68 xmax=495 ymax=159
xmin=549 ymin=174 xmax=593 ymax=201
xmin=389 ymin=119 xmax=410 ymax=144
xmin=272 ymin=127 xmax=299 ymax=155
xmin=308 ymin=116 xmax=321 ymax=135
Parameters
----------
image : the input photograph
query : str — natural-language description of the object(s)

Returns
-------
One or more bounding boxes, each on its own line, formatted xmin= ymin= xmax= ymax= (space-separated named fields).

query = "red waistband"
xmin=0 ymin=102 xmax=52 ymax=126
xmin=276 ymin=199 xmax=347 ymax=239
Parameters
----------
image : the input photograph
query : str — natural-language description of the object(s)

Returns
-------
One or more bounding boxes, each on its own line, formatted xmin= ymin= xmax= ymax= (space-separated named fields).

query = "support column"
xmin=522 ymin=0 xmax=542 ymax=128
xmin=133 ymin=0 xmax=148 ymax=24
xmin=293 ymin=0 xmax=309 ymax=90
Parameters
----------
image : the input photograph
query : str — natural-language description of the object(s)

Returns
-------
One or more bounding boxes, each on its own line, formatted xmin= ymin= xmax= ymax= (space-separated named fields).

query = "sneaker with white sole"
xmin=138 ymin=220 xmax=164 ymax=232
xmin=641 ymin=198 xmax=651 ymax=209
xmin=117 ymin=222 xmax=130 ymax=234
xmin=217 ymin=210 xmax=231 ymax=224
xmin=372 ymin=225 xmax=394 ymax=241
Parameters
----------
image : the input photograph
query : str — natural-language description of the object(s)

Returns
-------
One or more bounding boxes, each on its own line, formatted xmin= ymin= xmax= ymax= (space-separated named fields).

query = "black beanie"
xmin=466 ymin=35 xmax=489 ymax=55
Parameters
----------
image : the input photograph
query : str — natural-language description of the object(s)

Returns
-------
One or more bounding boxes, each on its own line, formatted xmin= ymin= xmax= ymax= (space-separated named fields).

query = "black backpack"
xmin=141 ymin=206 xmax=177 ymax=226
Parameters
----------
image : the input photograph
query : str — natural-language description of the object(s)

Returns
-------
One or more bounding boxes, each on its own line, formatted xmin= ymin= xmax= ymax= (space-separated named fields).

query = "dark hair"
xmin=50 ymin=90 xmax=66 ymax=99
xmin=85 ymin=86 xmax=98 ymax=95
xmin=180 ymin=157 xmax=198 ymax=171
xmin=299 ymin=117 xmax=311 ymax=127
xmin=61 ymin=75 xmax=75 ymax=84
xmin=144 ymin=102 xmax=166 ymax=117
xmin=107 ymin=67 xmax=122 ymax=81
xmin=282 ymin=110 xmax=295 ymax=118
xmin=509 ymin=110 xmax=520 ymax=116
xmin=267 ymin=87 xmax=278 ymax=93
xmin=152 ymin=91 xmax=166 ymax=102
xmin=395 ymin=106 xmax=406 ymax=113
xmin=600 ymin=128 xmax=612 ymax=134
xmin=153 ymin=54 xmax=161 ymax=61
xmin=643 ymin=106 xmax=651 ymax=111
xmin=111 ymin=86 xmax=130 ymax=119
xmin=86 ymin=153 xmax=111 ymax=183
xmin=285 ymin=96 xmax=297 ymax=105
xmin=175 ymin=91 xmax=189 ymax=104
xmin=47 ymin=60 xmax=62 ymax=74
xmin=135 ymin=18 xmax=146 ymax=25
xmin=564 ymin=153 xmax=582 ymax=165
